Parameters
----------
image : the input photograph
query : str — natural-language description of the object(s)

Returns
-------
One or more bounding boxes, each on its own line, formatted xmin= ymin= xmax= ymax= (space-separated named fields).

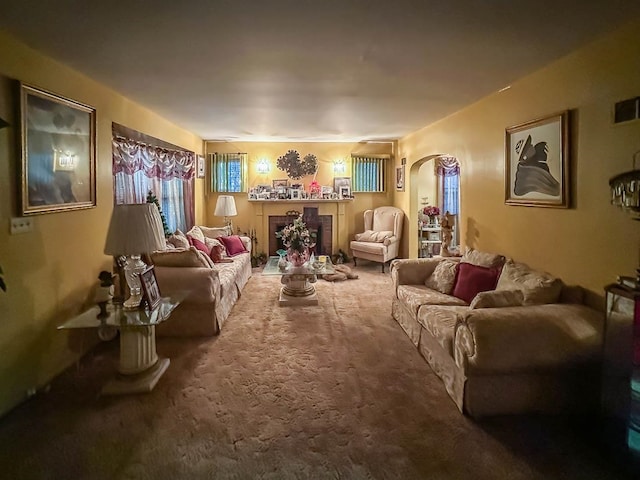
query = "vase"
xmin=287 ymin=247 xmax=309 ymax=267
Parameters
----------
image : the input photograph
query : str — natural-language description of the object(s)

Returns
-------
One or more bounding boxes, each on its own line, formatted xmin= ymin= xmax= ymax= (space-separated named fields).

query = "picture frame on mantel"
xmin=505 ymin=110 xmax=569 ymax=208
xmin=19 ymin=83 xmax=96 ymax=215
xmin=333 ymin=177 xmax=351 ymax=195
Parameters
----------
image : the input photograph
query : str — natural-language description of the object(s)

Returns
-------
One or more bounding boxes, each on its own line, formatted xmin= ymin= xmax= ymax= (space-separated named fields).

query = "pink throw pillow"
xmin=219 ymin=235 xmax=248 ymax=257
xmin=451 ymin=262 xmax=501 ymax=304
xmin=188 ymin=235 xmax=211 ymax=256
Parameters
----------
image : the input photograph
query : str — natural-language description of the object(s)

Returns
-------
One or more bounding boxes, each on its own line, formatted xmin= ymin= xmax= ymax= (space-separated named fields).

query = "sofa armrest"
xmin=154 ymin=266 xmax=220 ymax=304
xmin=239 ymin=235 xmax=252 ymax=253
xmin=391 ymin=258 xmax=442 ymax=286
xmin=454 ymin=303 xmax=604 ymax=375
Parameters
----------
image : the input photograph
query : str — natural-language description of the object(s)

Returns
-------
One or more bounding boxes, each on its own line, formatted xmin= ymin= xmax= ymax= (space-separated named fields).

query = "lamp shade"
xmin=214 ymin=195 xmax=237 ymax=217
xmin=104 ymin=203 xmax=166 ymax=256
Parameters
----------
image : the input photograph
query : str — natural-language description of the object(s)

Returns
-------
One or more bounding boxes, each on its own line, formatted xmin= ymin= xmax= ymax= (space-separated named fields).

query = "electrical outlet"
xmin=10 ymin=217 xmax=33 ymax=235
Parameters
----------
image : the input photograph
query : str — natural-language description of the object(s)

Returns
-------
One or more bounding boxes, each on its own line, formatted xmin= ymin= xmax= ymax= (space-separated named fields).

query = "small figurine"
xmin=440 ymin=212 xmax=455 ymax=257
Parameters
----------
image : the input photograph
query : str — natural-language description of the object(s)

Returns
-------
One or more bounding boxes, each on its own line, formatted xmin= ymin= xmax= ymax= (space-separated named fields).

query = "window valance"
xmin=112 ymin=136 xmax=195 ymax=180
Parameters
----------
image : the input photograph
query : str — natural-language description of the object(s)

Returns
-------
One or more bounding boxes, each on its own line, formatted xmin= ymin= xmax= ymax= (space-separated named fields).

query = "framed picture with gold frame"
xmin=505 ymin=110 xmax=570 ymax=208
xmin=19 ymin=83 xmax=96 ymax=215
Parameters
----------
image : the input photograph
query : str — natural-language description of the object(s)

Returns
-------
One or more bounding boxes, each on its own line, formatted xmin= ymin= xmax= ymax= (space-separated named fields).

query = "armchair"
xmin=350 ymin=206 xmax=404 ymax=272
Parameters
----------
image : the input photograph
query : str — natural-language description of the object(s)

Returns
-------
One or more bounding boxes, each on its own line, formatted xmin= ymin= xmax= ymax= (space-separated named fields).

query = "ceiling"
xmin=1 ymin=1 xmax=639 ymax=142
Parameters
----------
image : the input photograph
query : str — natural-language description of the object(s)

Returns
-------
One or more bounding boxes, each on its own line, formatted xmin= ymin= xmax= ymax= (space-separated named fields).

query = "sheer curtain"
xmin=112 ymin=136 xmax=195 ymax=232
xmin=436 ymin=156 xmax=460 ymax=245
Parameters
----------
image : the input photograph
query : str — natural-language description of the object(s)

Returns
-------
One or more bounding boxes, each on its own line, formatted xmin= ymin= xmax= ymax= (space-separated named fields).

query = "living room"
xmin=1 ymin=3 xmax=640 ymax=478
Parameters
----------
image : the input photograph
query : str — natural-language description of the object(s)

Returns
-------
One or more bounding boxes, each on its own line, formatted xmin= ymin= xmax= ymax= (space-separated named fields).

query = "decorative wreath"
xmin=276 ymin=150 xmax=318 ymax=179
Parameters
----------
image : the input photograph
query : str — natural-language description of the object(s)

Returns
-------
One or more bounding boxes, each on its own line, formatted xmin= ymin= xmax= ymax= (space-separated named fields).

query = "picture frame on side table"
xmin=396 ymin=165 xmax=405 ymax=192
xmin=19 ymin=83 xmax=96 ymax=215
xmin=505 ymin=110 xmax=570 ymax=208
xmin=196 ymin=155 xmax=205 ymax=178
xmin=140 ymin=266 xmax=162 ymax=310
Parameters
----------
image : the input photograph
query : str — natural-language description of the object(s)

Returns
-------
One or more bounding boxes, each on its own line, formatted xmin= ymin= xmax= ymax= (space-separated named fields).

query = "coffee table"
xmin=263 ymin=256 xmax=336 ymax=306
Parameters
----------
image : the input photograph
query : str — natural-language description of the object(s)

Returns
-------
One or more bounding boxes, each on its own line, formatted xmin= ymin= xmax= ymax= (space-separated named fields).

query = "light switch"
xmin=10 ymin=217 xmax=34 ymax=235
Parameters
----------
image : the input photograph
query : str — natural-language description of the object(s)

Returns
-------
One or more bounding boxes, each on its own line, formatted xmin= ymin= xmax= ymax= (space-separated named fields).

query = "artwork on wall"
xmin=396 ymin=165 xmax=405 ymax=192
xmin=505 ymin=110 xmax=570 ymax=208
xmin=19 ymin=83 xmax=96 ymax=215
xmin=276 ymin=150 xmax=318 ymax=179
xmin=196 ymin=155 xmax=205 ymax=178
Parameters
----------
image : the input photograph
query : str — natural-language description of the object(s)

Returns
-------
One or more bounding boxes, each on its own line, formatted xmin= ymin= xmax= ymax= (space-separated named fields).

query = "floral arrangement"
xmin=276 ymin=214 xmax=315 ymax=252
xmin=423 ymin=206 xmax=440 ymax=217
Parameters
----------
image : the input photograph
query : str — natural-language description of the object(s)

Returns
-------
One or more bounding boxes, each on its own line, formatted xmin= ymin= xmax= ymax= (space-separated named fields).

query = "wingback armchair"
xmin=350 ymin=206 xmax=404 ymax=272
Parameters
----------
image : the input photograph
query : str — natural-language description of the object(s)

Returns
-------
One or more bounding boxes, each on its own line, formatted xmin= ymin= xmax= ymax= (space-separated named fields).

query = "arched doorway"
xmin=407 ymin=154 xmax=460 ymax=258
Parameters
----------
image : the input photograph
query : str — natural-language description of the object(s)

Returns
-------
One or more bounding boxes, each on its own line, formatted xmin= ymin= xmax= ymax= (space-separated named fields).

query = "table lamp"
xmin=104 ymin=203 xmax=166 ymax=309
xmin=214 ymin=195 xmax=237 ymax=232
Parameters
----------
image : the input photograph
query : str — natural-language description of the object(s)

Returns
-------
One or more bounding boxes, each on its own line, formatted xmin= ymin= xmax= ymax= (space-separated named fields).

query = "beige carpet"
xmin=0 ymin=262 xmax=634 ymax=479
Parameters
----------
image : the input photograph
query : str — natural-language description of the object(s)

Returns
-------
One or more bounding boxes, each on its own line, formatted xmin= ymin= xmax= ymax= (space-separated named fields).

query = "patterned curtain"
xmin=112 ymin=136 xmax=195 ymax=232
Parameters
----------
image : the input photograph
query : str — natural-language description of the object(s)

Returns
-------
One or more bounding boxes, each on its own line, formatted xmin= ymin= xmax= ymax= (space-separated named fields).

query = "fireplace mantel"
xmin=249 ymin=200 xmax=352 ymax=256
xmin=248 ymin=199 xmax=353 ymax=204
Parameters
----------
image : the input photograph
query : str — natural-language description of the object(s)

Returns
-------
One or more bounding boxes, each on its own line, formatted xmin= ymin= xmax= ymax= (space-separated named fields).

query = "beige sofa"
xmin=150 ymin=226 xmax=252 ymax=336
xmin=391 ymin=250 xmax=604 ymax=417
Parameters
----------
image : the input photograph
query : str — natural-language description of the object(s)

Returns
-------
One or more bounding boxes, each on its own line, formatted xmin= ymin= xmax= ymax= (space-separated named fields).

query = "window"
xmin=436 ymin=156 xmax=460 ymax=246
xmin=210 ymin=153 xmax=247 ymax=192
xmin=112 ymin=135 xmax=195 ymax=232
xmin=351 ymin=155 xmax=388 ymax=193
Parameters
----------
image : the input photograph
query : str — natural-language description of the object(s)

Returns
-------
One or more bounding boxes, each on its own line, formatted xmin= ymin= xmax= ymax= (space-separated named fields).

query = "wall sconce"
xmin=333 ymin=159 xmax=346 ymax=175
xmin=53 ymin=149 xmax=77 ymax=171
xmin=256 ymin=158 xmax=270 ymax=174
xmin=610 ymin=151 xmax=640 ymax=220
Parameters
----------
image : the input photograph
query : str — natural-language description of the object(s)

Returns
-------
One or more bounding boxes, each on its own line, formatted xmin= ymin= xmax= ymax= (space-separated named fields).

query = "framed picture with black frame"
xmin=140 ymin=265 xmax=162 ymax=310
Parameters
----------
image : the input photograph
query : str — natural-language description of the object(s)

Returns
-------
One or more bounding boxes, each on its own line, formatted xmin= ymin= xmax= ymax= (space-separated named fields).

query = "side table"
xmin=58 ymin=293 xmax=185 ymax=395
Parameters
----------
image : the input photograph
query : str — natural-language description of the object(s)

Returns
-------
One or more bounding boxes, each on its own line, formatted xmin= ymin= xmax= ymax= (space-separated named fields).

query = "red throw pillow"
xmin=219 ymin=235 xmax=248 ymax=257
xmin=451 ymin=262 xmax=501 ymax=304
xmin=187 ymin=235 xmax=211 ymax=255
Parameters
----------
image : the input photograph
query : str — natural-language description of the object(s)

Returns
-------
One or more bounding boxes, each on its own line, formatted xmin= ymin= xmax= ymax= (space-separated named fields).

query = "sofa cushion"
xmin=150 ymin=247 xmax=213 ymax=268
xmin=424 ymin=259 xmax=458 ymax=294
xmin=350 ymin=240 xmax=386 ymax=255
xmin=452 ymin=262 xmax=501 ymax=304
xmin=219 ymin=235 xmax=248 ymax=256
xmin=417 ymin=305 xmax=469 ymax=356
xmin=167 ymin=229 xmax=190 ymax=249
xmin=354 ymin=230 xmax=393 ymax=242
xmin=397 ymin=285 xmax=467 ymax=315
xmin=188 ymin=236 xmax=211 ymax=255
xmin=461 ymin=247 xmax=506 ymax=268
xmin=199 ymin=225 xmax=231 ymax=239
xmin=496 ymin=260 xmax=562 ymax=305
xmin=469 ymin=289 xmax=524 ymax=309
xmin=186 ymin=225 xmax=206 ymax=243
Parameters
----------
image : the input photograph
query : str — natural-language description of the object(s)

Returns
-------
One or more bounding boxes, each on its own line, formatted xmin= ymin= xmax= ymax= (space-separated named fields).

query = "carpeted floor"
xmin=0 ymin=262 xmax=636 ymax=479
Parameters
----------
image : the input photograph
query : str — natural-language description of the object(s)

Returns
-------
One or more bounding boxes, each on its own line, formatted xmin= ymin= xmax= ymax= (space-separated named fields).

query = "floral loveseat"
xmin=391 ymin=249 xmax=604 ymax=417
xmin=150 ymin=226 xmax=252 ymax=336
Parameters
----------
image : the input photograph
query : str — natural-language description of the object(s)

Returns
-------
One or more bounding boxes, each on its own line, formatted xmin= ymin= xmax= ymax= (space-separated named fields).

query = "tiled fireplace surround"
xmin=268 ymin=207 xmax=332 ymax=256
xmin=248 ymin=200 xmax=351 ymax=257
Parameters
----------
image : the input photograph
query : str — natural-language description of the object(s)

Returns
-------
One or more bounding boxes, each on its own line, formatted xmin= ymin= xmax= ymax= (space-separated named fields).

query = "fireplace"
xmin=268 ymin=207 xmax=332 ymax=256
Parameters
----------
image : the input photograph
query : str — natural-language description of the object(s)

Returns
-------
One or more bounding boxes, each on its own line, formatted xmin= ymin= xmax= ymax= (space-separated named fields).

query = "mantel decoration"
xmin=276 ymin=150 xmax=318 ymax=179
xmin=276 ymin=214 xmax=316 ymax=267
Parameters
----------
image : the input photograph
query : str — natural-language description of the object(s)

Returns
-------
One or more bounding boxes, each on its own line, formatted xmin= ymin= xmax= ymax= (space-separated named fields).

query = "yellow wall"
xmin=398 ymin=19 xmax=640 ymax=303
xmin=0 ymin=31 xmax=203 ymax=417
xmin=204 ymin=141 xmax=394 ymax=254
